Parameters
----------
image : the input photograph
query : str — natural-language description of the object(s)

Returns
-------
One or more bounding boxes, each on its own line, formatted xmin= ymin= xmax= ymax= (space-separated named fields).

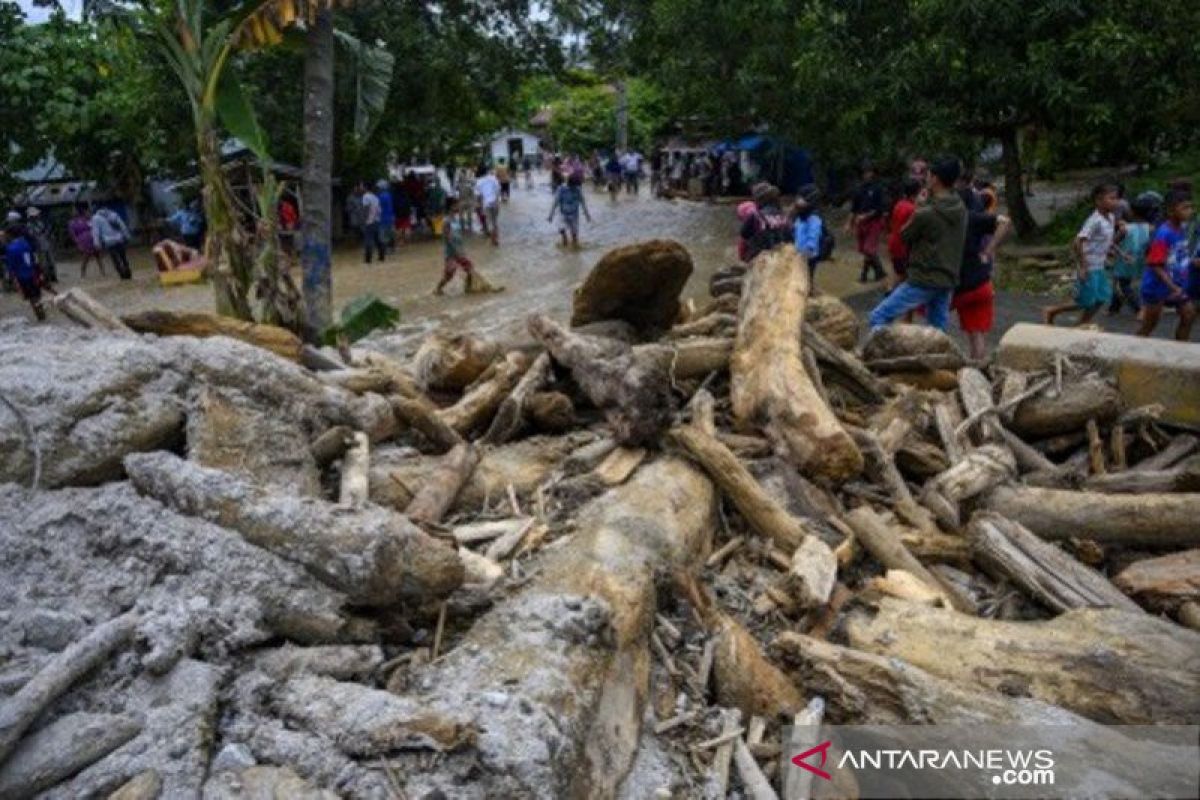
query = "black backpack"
xmin=747 ymin=210 xmax=792 ymax=260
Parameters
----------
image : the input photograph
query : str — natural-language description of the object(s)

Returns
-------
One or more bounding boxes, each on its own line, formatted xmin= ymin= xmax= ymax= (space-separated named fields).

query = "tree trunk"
xmin=845 ymin=597 xmax=1200 ymax=724
xmin=1000 ymin=127 xmax=1038 ymax=239
xmin=301 ymin=9 xmax=335 ymax=342
xmin=1113 ymin=549 xmax=1200 ymax=612
xmin=614 ymin=78 xmax=628 ymax=152
xmin=199 ymin=127 xmax=253 ymax=320
xmin=984 ymin=485 xmax=1200 ymax=547
xmin=125 ymin=451 xmax=463 ymax=607
xmin=731 ymin=246 xmax=862 ymax=481
xmin=967 ymin=512 xmax=1143 ymax=614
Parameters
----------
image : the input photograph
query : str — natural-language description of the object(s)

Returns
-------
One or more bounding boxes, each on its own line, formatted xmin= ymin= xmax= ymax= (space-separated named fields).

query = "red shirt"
xmin=888 ymin=198 xmax=916 ymax=259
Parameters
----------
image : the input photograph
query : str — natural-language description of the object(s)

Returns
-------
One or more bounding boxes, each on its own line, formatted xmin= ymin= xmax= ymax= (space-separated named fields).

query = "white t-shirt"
xmin=1077 ymin=210 xmax=1115 ymax=272
xmin=361 ymin=191 xmax=381 ymax=225
xmin=475 ymin=174 xmax=501 ymax=207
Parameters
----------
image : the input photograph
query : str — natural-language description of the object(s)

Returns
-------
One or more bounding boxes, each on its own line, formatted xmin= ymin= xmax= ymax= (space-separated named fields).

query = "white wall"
xmin=489 ymin=131 xmax=541 ymax=164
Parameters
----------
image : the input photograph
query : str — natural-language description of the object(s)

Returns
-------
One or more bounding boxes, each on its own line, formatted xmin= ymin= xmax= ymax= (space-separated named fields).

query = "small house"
xmin=487 ymin=129 xmax=541 ymax=166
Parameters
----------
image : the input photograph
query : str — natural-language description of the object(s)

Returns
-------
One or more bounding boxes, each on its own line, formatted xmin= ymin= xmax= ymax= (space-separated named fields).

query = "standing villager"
xmin=848 ymin=162 xmax=886 ymax=282
xmin=376 ymin=181 xmax=396 ymax=252
xmin=3 ymin=225 xmax=48 ymax=320
xmin=739 ymin=183 xmax=792 ymax=263
xmin=495 ymin=159 xmax=512 ymax=202
xmin=792 ymin=195 xmax=825 ymax=281
xmin=69 ymin=204 xmax=107 ymax=278
xmin=454 ymin=168 xmax=475 ymax=234
xmin=90 ymin=205 xmax=133 ymax=279
xmin=887 ymin=177 xmax=921 ymax=290
xmin=952 ymin=196 xmax=1012 ymax=361
xmin=475 ymin=168 xmax=502 ymax=246
xmin=358 ymin=182 xmax=385 ymax=264
xmin=24 ymin=207 xmax=57 ymax=284
xmin=867 ymin=157 xmax=967 ymax=330
xmin=548 ymin=173 xmax=592 ymax=249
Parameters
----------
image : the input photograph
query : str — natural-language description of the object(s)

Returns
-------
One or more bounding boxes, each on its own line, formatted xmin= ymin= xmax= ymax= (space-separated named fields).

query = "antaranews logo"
xmin=791 ymin=740 xmax=833 ymax=781
xmin=792 ymin=742 xmax=1056 ymax=786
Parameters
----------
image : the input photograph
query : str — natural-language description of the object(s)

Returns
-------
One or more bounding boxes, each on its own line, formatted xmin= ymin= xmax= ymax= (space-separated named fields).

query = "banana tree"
xmin=146 ymin=0 xmax=392 ymax=326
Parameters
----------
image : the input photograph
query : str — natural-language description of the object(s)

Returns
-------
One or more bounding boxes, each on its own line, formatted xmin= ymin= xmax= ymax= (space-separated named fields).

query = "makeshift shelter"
xmin=715 ymin=134 xmax=813 ymax=195
xmin=486 ymin=129 xmax=541 ymax=165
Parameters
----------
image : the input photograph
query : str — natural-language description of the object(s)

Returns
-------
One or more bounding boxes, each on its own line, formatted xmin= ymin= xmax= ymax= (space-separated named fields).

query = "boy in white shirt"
xmin=474 ymin=170 xmax=502 ymax=246
xmin=1043 ymin=182 xmax=1121 ymax=326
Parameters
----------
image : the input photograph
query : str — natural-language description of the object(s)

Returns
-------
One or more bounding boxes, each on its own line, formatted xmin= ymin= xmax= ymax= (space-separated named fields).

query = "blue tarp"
xmin=711 ymin=134 xmax=813 ymax=194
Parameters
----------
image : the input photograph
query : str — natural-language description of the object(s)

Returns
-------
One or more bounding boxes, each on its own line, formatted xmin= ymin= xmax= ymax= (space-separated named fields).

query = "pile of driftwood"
xmin=0 ymin=238 xmax=1197 ymax=799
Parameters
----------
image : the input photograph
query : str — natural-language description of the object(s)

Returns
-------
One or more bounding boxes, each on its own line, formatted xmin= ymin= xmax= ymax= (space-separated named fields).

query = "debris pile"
xmin=0 ymin=241 xmax=1197 ymax=799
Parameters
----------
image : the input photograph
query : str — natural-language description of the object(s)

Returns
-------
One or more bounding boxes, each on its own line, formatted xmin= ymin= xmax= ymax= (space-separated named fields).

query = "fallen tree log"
xmin=845 ymin=597 xmax=1200 ymax=724
xmin=396 ymin=456 xmax=717 ymax=799
xmin=956 ymin=367 xmax=1004 ymax=443
xmin=371 ymin=434 xmax=590 ymax=513
xmin=731 ymin=247 xmax=862 ymax=481
xmin=771 ymin=633 xmax=1085 ymax=724
xmin=920 ymin=444 xmax=1016 ymax=529
xmin=667 ymin=424 xmax=811 ymax=551
xmin=844 ymin=507 xmax=975 ymax=613
xmin=1113 ymin=549 xmax=1200 ymax=612
xmin=679 ymin=574 xmax=805 ymax=720
xmin=967 ymin=512 xmax=1143 ymax=613
xmin=983 ymin=485 xmax=1200 ymax=547
xmin=409 ymin=332 xmax=500 ymax=391
xmin=1131 ymin=434 xmax=1199 ymax=472
xmin=390 ymin=395 xmax=463 ymax=453
xmin=1083 ymin=460 xmax=1200 ymax=493
xmin=404 ymin=443 xmax=481 ymax=526
xmin=125 ymin=451 xmax=463 ymax=606
xmin=530 ymin=315 xmax=673 ymax=446
xmin=54 ymin=288 xmax=134 ymax=333
xmin=482 ymin=352 xmax=552 ymax=444
xmin=0 ymin=712 xmax=141 ymax=799
xmin=803 ymin=324 xmax=888 ymax=404
xmin=1009 ymin=376 xmax=1122 ymax=439
xmin=121 ymin=310 xmax=303 ymax=361
xmin=773 ymin=632 xmax=1199 ymax=796
xmin=438 ymin=351 xmax=531 ymax=437
xmin=862 ymin=324 xmax=963 ymax=363
xmin=658 ymin=336 xmax=732 ymax=381
xmin=0 ymin=611 xmax=137 ymax=764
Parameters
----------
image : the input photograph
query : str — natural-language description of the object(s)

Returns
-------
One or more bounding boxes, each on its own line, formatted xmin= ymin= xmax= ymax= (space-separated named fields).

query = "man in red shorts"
xmin=952 ymin=192 xmax=1012 ymax=360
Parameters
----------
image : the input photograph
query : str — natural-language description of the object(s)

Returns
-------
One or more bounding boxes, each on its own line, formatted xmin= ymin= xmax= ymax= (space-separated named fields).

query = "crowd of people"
xmin=1042 ymin=181 xmax=1197 ymax=341
xmin=2 ymin=203 xmax=136 ymax=321
xmin=736 ymin=156 xmax=1014 ymax=360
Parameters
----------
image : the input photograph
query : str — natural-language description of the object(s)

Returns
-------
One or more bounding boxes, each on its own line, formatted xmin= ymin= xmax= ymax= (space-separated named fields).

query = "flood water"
xmin=2 ymin=176 xmax=868 ymax=345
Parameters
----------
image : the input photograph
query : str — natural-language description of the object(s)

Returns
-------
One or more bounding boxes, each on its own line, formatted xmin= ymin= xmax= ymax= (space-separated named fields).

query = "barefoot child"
xmin=1043 ymin=183 xmax=1121 ymax=326
xmin=435 ymin=198 xmax=476 ymax=295
xmin=548 ymin=173 xmax=592 ymax=248
xmin=1136 ymin=190 xmax=1197 ymax=340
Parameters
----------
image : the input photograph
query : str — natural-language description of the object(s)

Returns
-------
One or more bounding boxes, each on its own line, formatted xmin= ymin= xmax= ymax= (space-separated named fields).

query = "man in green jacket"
xmin=868 ymin=157 xmax=968 ymax=330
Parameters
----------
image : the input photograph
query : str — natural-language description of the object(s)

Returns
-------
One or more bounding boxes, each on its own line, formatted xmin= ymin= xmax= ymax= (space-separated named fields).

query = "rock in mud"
xmin=571 ymin=239 xmax=693 ymax=338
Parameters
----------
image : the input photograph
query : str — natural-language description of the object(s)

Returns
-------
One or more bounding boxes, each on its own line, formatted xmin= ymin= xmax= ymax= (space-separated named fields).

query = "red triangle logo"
xmin=791 ymin=740 xmax=833 ymax=781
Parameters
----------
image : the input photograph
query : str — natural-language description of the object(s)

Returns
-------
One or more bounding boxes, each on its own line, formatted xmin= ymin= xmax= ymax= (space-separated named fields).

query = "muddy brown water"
xmin=2 ymin=181 xmax=867 ymax=345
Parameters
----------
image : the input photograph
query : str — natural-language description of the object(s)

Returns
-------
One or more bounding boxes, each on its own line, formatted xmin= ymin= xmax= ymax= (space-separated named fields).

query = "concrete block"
xmin=997 ymin=323 xmax=1200 ymax=428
